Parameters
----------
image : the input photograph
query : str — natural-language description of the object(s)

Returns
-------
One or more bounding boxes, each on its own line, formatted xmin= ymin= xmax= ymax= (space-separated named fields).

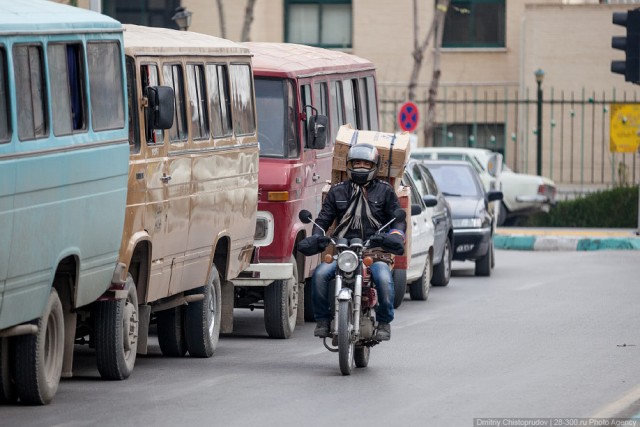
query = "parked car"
xmin=394 ymin=170 xmax=437 ymax=307
xmin=422 ymin=160 xmax=503 ymax=277
xmin=411 ymin=147 xmax=556 ymax=226
xmin=405 ymin=160 xmax=454 ymax=288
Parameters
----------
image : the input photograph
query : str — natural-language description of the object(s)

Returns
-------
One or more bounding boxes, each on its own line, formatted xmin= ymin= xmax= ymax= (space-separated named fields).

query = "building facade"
xmin=86 ymin=0 xmax=640 ymax=187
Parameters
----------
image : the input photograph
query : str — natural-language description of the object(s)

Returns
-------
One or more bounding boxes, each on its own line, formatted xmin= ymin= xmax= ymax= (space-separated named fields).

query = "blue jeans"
xmin=311 ymin=260 xmax=394 ymax=324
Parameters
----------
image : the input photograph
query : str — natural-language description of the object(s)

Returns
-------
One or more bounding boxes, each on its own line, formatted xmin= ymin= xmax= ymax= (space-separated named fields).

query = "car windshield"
xmin=426 ymin=164 xmax=482 ymax=197
xmin=254 ymin=78 xmax=298 ymax=158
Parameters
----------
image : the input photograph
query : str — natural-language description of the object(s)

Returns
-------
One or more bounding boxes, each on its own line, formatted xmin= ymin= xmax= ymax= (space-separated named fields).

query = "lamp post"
xmin=172 ymin=6 xmax=192 ymax=31
xmin=534 ymin=68 xmax=545 ymax=176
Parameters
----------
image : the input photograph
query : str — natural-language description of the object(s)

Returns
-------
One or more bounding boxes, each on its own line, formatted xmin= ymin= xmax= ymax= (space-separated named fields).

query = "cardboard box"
xmin=333 ymin=124 xmax=411 ymax=179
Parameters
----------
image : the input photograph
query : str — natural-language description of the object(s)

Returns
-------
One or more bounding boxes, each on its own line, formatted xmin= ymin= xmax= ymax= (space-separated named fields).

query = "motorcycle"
xmin=298 ymin=208 xmax=406 ymax=375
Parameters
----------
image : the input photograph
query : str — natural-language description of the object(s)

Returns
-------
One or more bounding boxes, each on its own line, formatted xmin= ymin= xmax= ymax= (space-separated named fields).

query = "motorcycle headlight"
xmin=337 ymin=251 xmax=358 ymax=273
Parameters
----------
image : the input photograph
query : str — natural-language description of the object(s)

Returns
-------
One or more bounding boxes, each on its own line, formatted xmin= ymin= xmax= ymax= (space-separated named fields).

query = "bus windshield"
xmin=255 ymin=77 xmax=298 ymax=159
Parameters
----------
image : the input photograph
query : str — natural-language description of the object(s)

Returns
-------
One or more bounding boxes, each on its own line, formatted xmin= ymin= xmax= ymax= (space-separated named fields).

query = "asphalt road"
xmin=2 ymin=250 xmax=639 ymax=427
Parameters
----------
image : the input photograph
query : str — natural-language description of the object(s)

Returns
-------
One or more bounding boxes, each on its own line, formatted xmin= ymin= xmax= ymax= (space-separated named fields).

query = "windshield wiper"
xmin=442 ymin=191 xmax=462 ymax=197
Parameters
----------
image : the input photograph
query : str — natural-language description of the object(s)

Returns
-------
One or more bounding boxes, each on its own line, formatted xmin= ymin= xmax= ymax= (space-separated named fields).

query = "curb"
xmin=494 ymin=234 xmax=640 ymax=251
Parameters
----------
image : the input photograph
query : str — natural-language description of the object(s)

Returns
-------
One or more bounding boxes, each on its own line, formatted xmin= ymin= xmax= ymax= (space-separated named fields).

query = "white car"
xmin=411 ymin=147 xmax=556 ymax=226
xmin=392 ymin=170 xmax=437 ymax=308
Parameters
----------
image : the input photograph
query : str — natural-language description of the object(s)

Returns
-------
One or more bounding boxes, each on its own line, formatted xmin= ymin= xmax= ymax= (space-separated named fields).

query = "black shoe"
xmin=314 ymin=320 xmax=330 ymax=338
xmin=376 ymin=322 xmax=391 ymax=341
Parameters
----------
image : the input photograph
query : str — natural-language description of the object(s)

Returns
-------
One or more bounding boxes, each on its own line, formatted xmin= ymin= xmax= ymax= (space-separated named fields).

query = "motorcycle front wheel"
xmin=337 ymin=299 xmax=354 ymax=376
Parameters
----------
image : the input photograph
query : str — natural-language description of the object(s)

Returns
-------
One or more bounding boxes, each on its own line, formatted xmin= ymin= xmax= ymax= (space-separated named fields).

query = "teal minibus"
xmin=0 ymin=0 xmax=129 ymax=404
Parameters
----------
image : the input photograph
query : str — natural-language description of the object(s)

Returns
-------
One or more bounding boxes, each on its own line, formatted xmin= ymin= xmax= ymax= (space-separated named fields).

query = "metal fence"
xmin=379 ymin=85 xmax=640 ymax=192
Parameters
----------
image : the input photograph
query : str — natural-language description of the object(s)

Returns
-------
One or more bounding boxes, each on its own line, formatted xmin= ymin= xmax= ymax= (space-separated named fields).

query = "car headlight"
xmin=337 ymin=251 xmax=358 ymax=273
xmin=452 ymin=218 xmax=483 ymax=228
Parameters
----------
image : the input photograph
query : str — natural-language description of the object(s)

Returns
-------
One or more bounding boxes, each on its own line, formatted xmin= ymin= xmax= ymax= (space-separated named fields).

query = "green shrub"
xmin=520 ymin=185 xmax=639 ymax=227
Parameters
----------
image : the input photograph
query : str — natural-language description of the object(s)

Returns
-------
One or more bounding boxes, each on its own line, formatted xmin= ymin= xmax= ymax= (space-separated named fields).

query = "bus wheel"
xmin=264 ymin=256 xmax=299 ymax=339
xmin=184 ymin=265 xmax=222 ymax=358
xmin=0 ymin=337 xmax=16 ymax=403
xmin=94 ymin=274 xmax=138 ymax=380
xmin=13 ymin=288 xmax=64 ymax=405
xmin=156 ymin=306 xmax=187 ymax=357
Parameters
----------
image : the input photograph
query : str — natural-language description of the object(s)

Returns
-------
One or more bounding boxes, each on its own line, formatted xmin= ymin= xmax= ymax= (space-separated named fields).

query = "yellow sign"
xmin=610 ymin=103 xmax=640 ymax=153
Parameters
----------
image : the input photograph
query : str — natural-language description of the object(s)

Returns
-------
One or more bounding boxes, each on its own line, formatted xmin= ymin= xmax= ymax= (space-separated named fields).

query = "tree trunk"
xmin=424 ymin=0 xmax=449 ymax=147
xmin=240 ymin=0 xmax=257 ymax=42
xmin=407 ymin=0 xmax=436 ymax=102
xmin=216 ymin=0 xmax=226 ymax=39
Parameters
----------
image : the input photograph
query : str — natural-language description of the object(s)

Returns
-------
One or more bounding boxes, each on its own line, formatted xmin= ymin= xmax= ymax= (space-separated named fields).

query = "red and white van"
xmin=229 ymin=43 xmax=380 ymax=338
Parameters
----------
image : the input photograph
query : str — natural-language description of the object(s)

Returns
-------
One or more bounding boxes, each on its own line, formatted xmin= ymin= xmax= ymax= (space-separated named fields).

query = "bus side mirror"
xmin=307 ymin=114 xmax=328 ymax=150
xmin=146 ymin=86 xmax=175 ymax=130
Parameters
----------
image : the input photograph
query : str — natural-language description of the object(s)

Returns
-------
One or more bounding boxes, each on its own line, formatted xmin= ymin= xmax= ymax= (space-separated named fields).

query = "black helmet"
xmin=346 ymin=143 xmax=380 ymax=185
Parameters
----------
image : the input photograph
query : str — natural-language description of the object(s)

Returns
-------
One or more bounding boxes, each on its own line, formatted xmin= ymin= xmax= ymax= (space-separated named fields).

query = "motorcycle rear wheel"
xmin=337 ymin=300 xmax=354 ymax=376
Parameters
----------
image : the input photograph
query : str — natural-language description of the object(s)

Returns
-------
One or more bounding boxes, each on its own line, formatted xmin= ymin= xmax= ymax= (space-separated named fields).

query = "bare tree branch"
xmin=240 ymin=0 xmax=257 ymax=42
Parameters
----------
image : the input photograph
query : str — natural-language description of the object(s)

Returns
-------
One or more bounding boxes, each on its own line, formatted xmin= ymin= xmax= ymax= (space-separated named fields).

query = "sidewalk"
xmin=494 ymin=227 xmax=640 ymax=251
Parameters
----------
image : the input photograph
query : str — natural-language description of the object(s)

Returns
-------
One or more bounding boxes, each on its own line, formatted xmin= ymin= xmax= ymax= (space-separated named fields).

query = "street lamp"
xmin=172 ymin=6 xmax=192 ymax=31
xmin=534 ymin=68 xmax=545 ymax=176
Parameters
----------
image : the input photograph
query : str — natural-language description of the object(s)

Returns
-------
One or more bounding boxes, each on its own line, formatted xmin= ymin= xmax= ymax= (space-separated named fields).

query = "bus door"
xmin=131 ymin=60 xmax=172 ymax=302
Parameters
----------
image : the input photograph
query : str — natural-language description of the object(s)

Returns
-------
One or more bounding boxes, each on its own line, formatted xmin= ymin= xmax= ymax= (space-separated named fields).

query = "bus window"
xmin=206 ymin=64 xmax=233 ymax=138
xmin=0 ymin=48 xmax=9 ymax=143
xmin=49 ymin=43 xmax=85 ymax=136
xmin=186 ymin=64 xmax=209 ymax=141
xmin=329 ymin=79 xmax=345 ymax=142
xmin=126 ymin=57 xmax=140 ymax=153
xmin=141 ymin=63 xmax=162 ymax=145
xmin=230 ymin=64 xmax=256 ymax=136
xmin=87 ymin=41 xmax=124 ymax=132
xmin=163 ymin=63 xmax=188 ymax=143
xmin=301 ymin=83 xmax=311 ymax=145
xmin=254 ymin=78 xmax=298 ymax=159
xmin=14 ymin=44 xmax=48 ymax=141
xmin=342 ymin=78 xmax=357 ymax=129
xmin=314 ymin=81 xmax=330 ymax=143
xmin=365 ymin=76 xmax=378 ymax=130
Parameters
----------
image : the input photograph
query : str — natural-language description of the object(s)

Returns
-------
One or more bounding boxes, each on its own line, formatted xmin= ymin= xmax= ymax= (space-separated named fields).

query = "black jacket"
xmin=313 ymin=179 xmax=406 ymax=240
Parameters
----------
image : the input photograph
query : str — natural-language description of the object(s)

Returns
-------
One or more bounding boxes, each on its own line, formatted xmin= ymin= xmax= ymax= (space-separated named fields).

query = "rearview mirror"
xmin=487 ymin=190 xmax=503 ymax=202
xmin=146 ymin=86 xmax=175 ymax=130
xmin=299 ymin=210 xmax=313 ymax=224
xmin=393 ymin=208 xmax=406 ymax=222
xmin=411 ymin=204 xmax=422 ymax=216
xmin=307 ymin=114 xmax=328 ymax=150
xmin=422 ymin=195 xmax=438 ymax=208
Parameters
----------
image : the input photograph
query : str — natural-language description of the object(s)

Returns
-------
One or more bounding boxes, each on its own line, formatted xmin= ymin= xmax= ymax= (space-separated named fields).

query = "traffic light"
xmin=611 ymin=8 xmax=640 ymax=84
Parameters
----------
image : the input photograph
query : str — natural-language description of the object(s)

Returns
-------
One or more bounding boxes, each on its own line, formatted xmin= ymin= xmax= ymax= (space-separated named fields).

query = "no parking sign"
xmin=398 ymin=101 xmax=419 ymax=132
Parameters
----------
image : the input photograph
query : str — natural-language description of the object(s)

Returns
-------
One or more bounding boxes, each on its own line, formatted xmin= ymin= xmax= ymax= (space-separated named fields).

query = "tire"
xmin=13 ymin=288 xmax=64 ymax=405
xmin=497 ymin=202 xmax=507 ymax=227
xmin=354 ymin=345 xmax=370 ymax=368
xmin=337 ymin=299 xmax=354 ymax=376
xmin=184 ymin=265 xmax=222 ymax=358
xmin=156 ymin=306 xmax=187 ymax=357
xmin=264 ymin=256 xmax=299 ymax=339
xmin=94 ymin=275 xmax=138 ymax=381
xmin=303 ymin=278 xmax=315 ymax=322
xmin=432 ymin=237 xmax=452 ymax=287
xmin=0 ymin=337 xmax=16 ymax=403
xmin=475 ymin=240 xmax=492 ymax=277
xmin=409 ymin=252 xmax=432 ymax=301
xmin=491 ymin=239 xmax=496 ymax=269
xmin=392 ymin=269 xmax=407 ymax=309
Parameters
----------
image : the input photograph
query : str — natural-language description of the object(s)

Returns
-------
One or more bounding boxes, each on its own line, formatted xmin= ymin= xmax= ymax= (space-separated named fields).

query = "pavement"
xmin=494 ymin=227 xmax=640 ymax=251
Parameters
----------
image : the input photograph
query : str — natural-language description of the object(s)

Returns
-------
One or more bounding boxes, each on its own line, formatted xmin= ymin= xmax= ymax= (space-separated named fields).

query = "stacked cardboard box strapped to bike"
xmin=323 ymin=124 xmax=412 ymax=270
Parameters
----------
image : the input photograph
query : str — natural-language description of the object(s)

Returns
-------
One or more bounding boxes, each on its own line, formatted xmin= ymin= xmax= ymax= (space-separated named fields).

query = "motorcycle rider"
xmin=298 ymin=143 xmax=406 ymax=341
